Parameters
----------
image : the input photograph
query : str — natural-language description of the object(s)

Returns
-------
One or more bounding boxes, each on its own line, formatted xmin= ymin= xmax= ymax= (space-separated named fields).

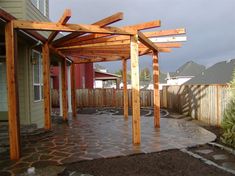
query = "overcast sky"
xmin=49 ymin=0 xmax=235 ymax=73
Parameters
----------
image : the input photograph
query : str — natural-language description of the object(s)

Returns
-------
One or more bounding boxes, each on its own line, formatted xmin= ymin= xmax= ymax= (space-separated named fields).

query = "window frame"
xmin=30 ymin=0 xmax=47 ymax=16
xmin=32 ymin=50 xmax=44 ymax=102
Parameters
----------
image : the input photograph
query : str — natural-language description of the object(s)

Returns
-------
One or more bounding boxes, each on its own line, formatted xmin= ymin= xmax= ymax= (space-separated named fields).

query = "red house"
xmin=51 ymin=63 xmax=94 ymax=89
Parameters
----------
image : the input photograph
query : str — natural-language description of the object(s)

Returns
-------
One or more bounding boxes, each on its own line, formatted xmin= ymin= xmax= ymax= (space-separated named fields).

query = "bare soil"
xmin=63 ymin=150 xmax=234 ymax=176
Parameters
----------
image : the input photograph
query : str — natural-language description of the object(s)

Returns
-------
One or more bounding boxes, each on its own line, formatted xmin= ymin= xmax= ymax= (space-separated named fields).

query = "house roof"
xmin=160 ymin=72 xmax=167 ymax=84
xmin=184 ymin=59 xmax=235 ymax=85
xmin=95 ymin=70 xmax=121 ymax=80
xmin=170 ymin=61 xmax=205 ymax=78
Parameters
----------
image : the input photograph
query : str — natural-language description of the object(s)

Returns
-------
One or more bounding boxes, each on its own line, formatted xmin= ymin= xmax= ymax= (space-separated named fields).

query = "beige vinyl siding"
xmin=0 ymin=0 xmax=24 ymax=19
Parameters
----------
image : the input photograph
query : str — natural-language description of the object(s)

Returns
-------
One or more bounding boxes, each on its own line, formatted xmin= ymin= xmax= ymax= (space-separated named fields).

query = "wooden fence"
xmin=51 ymin=89 xmax=154 ymax=108
xmin=51 ymin=85 xmax=232 ymax=126
xmin=160 ymin=85 xmax=231 ymax=126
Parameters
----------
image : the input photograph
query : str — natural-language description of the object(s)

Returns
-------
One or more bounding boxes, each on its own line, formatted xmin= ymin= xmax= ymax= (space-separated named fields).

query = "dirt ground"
xmin=62 ymin=150 xmax=233 ymax=176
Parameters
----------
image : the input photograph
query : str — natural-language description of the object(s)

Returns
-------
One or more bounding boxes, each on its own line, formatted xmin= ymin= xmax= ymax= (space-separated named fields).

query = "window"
xmin=32 ymin=50 xmax=43 ymax=101
xmin=31 ymin=0 xmax=47 ymax=16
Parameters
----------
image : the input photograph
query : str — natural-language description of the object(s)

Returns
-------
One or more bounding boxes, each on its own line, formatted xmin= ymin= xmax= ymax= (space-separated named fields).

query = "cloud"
xmin=50 ymin=0 xmax=235 ymax=72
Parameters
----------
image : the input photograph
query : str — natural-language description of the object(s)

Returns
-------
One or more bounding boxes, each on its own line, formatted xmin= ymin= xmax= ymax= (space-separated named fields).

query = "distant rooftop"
xmin=184 ymin=59 xmax=235 ymax=85
xmin=169 ymin=61 xmax=206 ymax=78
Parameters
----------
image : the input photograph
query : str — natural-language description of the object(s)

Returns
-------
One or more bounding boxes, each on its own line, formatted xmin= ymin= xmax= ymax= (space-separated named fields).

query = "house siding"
xmin=0 ymin=62 xmax=8 ymax=120
xmin=17 ymin=43 xmax=30 ymax=125
xmin=23 ymin=0 xmax=50 ymax=38
xmin=0 ymin=0 xmax=24 ymax=19
xmin=28 ymin=48 xmax=44 ymax=128
xmin=24 ymin=0 xmax=49 ymax=21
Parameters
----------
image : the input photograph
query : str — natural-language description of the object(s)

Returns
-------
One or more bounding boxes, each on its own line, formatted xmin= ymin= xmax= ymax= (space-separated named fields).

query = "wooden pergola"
xmin=3 ymin=9 xmax=186 ymax=160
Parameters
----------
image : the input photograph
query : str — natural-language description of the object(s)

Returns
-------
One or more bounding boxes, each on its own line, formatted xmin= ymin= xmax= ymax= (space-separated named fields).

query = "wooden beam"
xmin=66 ymin=47 xmax=171 ymax=64
xmin=130 ymin=34 xmax=141 ymax=144
xmin=48 ymin=9 xmax=71 ymax=43
xmin=144 ymin=28 xmax=186 ymax=38
xmin=5 ymin=21 xmax=21 ymax=160
xmin=122 ymin=59 xmax=128 ymax=118
xmin=61 ymin=58 xmax=68 ymax=120
xmin=42 ymin=42 xmax=51 ymax=130
xmin=69 ymin=53 xmax=129 ymax=58
xmin=72 ymin=56 xmax=123 ymax=64
xmin=150 ymin=36 xmax=187 ymax=43
xmin=13 ymin=20 xmax=135 ymax=35
xmin=49 ymin=45 xmax=71 ymax=61
xmin=58 ymin=40 xmax=130 ymax=50
xmin=138 ymin=31 xmax=158 ymax=52
xmin=53 ymin=12 xmax=124 ymax=46
xmin=71 ymin=63 xmax=77 ymax=118
xmin=56 ymin=20 xmax=161 ymax=46
xmin=124 ymin=20 xmax=161 ymax=31
xmin=58 ymin=37 xmax=182 ymax=49
xmin=153 ymin=52 xmax=160 ymax=128
xmin=59 ymin=28 xmax=184 ymax=47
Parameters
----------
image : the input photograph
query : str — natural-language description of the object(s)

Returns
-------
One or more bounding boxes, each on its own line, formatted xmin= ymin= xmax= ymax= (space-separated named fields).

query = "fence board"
xmin=51 ymin=85 xmax=232 ymax=126
xmin=160 ymin=85 xmax=231 ymax=126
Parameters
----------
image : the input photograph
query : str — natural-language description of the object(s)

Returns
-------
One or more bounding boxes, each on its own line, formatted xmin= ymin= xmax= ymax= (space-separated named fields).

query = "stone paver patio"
xmin=0 ymin=113 xmax=216 ymax=175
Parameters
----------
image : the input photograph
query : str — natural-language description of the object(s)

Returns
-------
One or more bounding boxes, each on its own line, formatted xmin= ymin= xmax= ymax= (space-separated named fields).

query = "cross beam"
xmin=13 ymin=20 xmax=136 ymax=35
xmin=48 ymin=9 xmax=72 ymax=43
xmin=53 ymin=12 xmax=124 ymax=46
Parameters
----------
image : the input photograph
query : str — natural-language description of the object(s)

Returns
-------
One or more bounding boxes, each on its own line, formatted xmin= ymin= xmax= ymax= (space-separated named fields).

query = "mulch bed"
xmin=63 ymin=149 xmax=234 ymax=176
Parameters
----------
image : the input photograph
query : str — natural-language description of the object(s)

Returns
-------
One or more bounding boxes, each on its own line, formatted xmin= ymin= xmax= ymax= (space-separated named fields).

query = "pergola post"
xmin=153 ymin=51 xmax=160 ymax=128
xmin=58 ymin=62 xmax=63 ymax=116
xmin=71 ymin=63 xmax=77 ymax=117
xmin=122 ymin=59 xmax=128 ymax=118
xmin=130 ymin=34 xmax=141 ymax=144
xmin=5 ymin=21 xmax=21 ymax=160
xmin=42 ymin=42 xmax=51 ymax=130
xmin=67 ymin=65 xmax=72 ymax=113
xmin=61 ymin=59 xmax=68 ymax=120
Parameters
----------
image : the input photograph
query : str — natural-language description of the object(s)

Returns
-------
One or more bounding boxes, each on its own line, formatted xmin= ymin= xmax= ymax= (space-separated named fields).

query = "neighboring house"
xmin=51 ymin=63 xmax=94 ymax=89
xmin=166 ymin=61 xmax=205 ymax=85
xmin=94 ymin=70 xmax=121 ymax=89
xmin=146 ymin=71 xmax=167 ymax=90
xmin=184 ymin=59 xmax=235 ymax=85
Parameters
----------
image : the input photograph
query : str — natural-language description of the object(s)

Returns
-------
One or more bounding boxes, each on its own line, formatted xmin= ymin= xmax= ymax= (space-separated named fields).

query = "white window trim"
xmin=30 ymin=0 xmax=47 ymax=16
xmin=32 ymin=50 xmax=44 ymax=102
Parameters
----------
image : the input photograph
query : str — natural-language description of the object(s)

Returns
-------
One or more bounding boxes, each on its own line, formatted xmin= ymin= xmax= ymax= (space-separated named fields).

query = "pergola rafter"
xmin=3 ymin=8 xmax=186 ymax=160
xmin=55 ymin=20 xmax=161 ymax=47
xmin=56 ymin=28 xmax=185 ymax=47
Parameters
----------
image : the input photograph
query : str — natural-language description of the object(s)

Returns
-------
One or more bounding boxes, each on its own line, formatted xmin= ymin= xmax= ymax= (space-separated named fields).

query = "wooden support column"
xmin=67 ymin=65 xmax=72 ymax=113
xmin=61 ymin=59 xmax=68 ymax=120
xmin=122 ymin=59 xmax=128 ymax=118
xmin=71 ymin=63 xmax=77 ymax=117
xmin=5 ymin=21 xmax=20 ymax=160
xmin=42 ymin=42 xmax=51 ymax=130
xmin=130 ymin=34 xmax=141 ymax=144
xmin=153 ymin=51 xmax=160 ymax=128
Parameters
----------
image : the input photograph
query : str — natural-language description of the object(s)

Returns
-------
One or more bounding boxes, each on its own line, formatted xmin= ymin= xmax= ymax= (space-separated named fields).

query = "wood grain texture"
xmin=153 ymin=52 xmax=160 ymax=128
xmin=5 ymin=21 xmax=21 ymax=160
xmin=130 ymin=34 xmax=141 ymax=144
xmin=122 ymin=59 xmax=128 ymax=118
xmin=61 ymin=59 xmax=68 ymax=120
xmin=42 ymin=42 xmax=51 ymax=130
